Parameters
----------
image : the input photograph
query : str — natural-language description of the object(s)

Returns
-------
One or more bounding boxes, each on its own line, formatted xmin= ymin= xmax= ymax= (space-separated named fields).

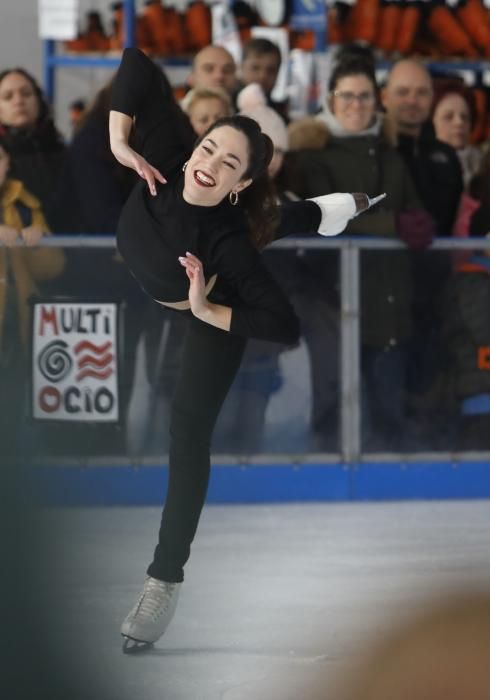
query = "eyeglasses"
xmin=333 ymin=91 xmax=376 ymax=105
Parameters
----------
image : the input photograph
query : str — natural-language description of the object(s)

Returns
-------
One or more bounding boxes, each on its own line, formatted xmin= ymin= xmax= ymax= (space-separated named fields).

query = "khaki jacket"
xmin=0 ymin=179 xmax=64 ymax=347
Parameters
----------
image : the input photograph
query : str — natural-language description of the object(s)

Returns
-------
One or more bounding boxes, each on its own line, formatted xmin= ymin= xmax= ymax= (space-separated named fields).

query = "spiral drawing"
xmin=38 ymin=340 xmax=73 ymax=383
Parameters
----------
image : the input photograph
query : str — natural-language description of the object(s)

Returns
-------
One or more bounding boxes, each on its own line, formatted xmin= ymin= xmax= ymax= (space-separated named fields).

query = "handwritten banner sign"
xmin=32 ymin=302 xmax=119 ymax=422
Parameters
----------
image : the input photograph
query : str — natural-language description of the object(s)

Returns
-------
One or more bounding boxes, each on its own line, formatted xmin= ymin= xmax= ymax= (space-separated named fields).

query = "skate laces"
xmin=135 ymin=577 xmax=178 ymax=621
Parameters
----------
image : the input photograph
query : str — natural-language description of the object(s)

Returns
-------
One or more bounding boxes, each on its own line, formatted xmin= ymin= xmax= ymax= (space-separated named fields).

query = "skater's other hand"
xmin=352 ymin=193 xmax=370 ymax=214
xmin=179 ymin=252 xmax=207 ymax=316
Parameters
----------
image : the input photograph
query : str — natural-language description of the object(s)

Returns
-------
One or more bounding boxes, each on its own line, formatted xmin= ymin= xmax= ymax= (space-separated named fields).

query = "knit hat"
xmin=237 ymin=83 xmax=288 ymax=151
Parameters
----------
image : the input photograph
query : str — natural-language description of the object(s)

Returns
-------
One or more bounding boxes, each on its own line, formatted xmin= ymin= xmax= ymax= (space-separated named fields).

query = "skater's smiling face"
xmin=183 ymin=124 xmax=253 ymax=207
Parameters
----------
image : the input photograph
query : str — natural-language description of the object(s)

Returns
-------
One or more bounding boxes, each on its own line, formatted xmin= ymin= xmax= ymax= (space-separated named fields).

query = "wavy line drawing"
xmin=77 ymin=353 xmax=114 ymax=369
xmin=74 ymin=340 xmax=112 ymax=355
xmin=76 ymin=367 xmax=114 ymax=382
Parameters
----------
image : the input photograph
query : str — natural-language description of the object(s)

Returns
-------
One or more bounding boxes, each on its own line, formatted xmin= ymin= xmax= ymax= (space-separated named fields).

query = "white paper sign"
xmin=38 ymin=0 xmax=79 ymax=40
xmin=211 ymin=3 xmax=242 ymax=64
xmin=32 ymin=302 xmax=119 ymax=422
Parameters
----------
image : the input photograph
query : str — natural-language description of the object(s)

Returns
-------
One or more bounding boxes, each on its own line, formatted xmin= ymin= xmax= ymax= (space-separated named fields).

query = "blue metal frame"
xmin=42 ymin=0 xmax=490 ymax=102
xmin=35 ymin=461 xmax=490 ymax=506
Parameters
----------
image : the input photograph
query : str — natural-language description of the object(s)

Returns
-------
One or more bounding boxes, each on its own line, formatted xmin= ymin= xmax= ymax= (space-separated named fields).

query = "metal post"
xmin=43 ymin=40 xmax=55 ymax=102
xmin=340 ymin=242 xmax=361 ymax=464
xmin=123 ymin=0 xmax=135 ymax=48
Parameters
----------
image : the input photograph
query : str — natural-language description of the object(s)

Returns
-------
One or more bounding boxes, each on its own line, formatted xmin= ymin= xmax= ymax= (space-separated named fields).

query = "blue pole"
xmin=43 ymin=39 xmax=56 ymax=102
xmin=123 ymin=0 xmax=135 ymax=48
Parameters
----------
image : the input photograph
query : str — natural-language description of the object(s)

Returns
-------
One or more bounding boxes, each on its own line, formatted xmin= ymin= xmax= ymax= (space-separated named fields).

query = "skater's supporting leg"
xmin=148 ymin=319 xmax=246 ymax=582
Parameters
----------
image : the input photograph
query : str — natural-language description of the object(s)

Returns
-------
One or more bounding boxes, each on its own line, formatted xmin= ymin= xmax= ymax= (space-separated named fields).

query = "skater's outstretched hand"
xmin=112 ymin=142 xmax=166 ymax=196
xmin=352 ymin=192 xmax=387 ymax=214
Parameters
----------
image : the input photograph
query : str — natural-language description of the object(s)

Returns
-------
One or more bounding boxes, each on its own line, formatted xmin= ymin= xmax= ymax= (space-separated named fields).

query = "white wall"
xmin=1 ymin=1 xmax=113 ymax=136
xmin=1 ymin=1 xmax=211 ymax=137
xmin=1 ymin=1 xmax=194 ymax=137
xmin=1 ymin=2 xmax=43 ymax=83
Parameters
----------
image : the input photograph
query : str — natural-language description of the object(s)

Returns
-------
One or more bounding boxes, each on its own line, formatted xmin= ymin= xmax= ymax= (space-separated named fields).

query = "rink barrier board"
xmin=34 ymin=461 xmax=490 ymax=506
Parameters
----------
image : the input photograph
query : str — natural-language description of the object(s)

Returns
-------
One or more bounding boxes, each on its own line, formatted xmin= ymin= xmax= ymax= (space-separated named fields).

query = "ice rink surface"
xmin=41 ymin=500 xmax=490 ymax=699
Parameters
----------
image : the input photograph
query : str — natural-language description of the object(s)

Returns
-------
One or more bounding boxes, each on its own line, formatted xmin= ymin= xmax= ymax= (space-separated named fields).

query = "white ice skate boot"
xmin=121 ymin=576 xmax=181 ymax=653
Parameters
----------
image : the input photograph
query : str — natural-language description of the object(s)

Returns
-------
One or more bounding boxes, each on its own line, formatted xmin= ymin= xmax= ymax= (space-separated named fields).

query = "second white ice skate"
xmin=121 ymin=576 xmax=181 ymax=653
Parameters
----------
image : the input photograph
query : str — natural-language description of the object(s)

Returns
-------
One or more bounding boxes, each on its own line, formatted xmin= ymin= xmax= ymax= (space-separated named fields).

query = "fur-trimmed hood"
xmin=288 ymin=107 xmax=397 ymax=151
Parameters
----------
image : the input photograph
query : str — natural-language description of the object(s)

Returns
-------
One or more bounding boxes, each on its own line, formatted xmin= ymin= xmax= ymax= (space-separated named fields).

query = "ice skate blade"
xmin=122 ymin=636 xmax=155 ymax=654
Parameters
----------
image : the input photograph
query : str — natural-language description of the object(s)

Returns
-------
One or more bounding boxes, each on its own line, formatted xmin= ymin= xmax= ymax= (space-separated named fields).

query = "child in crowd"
xmin=237 ymin=37 xmax=288 ymax=120
xmin=180 ymin=86 xmax=233 ymax=137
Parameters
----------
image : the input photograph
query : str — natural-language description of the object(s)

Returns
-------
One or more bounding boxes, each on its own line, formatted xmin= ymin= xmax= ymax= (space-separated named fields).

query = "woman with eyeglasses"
xmin=285 ymin=56 xmax=435 ymax=452
xmin=109 ymin=48 xmax=377 ymax=652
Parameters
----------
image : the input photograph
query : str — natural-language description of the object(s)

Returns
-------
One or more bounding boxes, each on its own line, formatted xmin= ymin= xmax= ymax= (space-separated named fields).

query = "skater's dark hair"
xmin=195 ymin=115 xmax=279 ymax=250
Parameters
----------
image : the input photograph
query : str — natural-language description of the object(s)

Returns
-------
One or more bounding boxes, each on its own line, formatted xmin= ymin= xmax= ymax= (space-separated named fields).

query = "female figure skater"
xmin=110 ymin=48 xmax=377 ymax=652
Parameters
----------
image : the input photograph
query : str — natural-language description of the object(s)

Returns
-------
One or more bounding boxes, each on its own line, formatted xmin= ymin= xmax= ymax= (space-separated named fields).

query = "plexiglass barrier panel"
xmin=5 ymin=244 xmax=340 ymax=463
xmin=5 ymin=237 xmax=489 ymax=465
xmin=360 ymin=244 xmax=490 ymax=454
xmin=214 ymin=254 xmax=341 ymax=455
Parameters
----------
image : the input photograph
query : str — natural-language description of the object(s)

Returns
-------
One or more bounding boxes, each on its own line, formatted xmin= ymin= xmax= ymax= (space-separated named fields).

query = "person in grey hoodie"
xmin=284 ymin=56 xmax=435 ymax=450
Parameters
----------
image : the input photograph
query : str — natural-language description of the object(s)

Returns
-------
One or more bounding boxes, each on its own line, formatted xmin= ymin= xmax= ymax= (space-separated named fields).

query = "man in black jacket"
xmin=382 ymin=59 xmax=464 ymax=236
xmin=381 ymin=59 xmax=465 ymax=447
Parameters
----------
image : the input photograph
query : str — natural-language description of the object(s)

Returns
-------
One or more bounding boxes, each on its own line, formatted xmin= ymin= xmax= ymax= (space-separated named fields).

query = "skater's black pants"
xmin=147 ymin=317 xmax=246 ymax=582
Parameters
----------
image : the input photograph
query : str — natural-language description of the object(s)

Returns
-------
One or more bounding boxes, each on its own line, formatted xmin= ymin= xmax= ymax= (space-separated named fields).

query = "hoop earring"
xmin=182 ymin=161 xmax=188 ymax=172
xmin=229 ymin=191 xmax=239 ymax=206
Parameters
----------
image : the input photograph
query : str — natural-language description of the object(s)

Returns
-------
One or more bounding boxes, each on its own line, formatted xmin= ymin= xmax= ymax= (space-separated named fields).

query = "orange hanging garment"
xmin=427 ymin=5 xmax=477 ymax=57
xmin=375 ymin=2 xmax=403 ymax=53
xmin=347 ymin=0 xmax=380 ymax=44
xmin=185 ymin=1 xmax=212 ymax=52
xmin=456 ymin=0 xmax=490 ymax=55
xmin=327 ymin=5 xmax=346 ymax=44
xmin=395 ymin=4 xmax=421 ymax=54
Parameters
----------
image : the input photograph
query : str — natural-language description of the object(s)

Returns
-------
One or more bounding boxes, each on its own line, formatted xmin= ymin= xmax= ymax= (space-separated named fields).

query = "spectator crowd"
xmin=1 ymin=37 xmax=489 ymax=462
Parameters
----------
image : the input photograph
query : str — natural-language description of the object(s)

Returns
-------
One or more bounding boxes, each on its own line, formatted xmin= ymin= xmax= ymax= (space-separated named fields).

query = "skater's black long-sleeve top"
xmin=111 ymin=48 xmax=321 ymax=343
